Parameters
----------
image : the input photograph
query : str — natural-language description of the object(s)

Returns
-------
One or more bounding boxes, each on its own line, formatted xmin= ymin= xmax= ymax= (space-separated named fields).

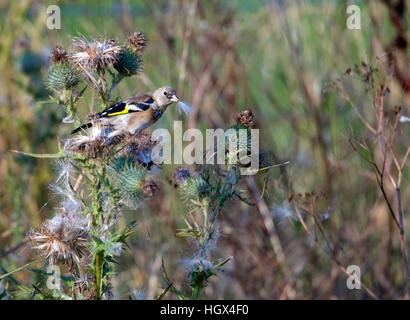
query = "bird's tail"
xmin=71 ymin=122 xmax=93 ymax=134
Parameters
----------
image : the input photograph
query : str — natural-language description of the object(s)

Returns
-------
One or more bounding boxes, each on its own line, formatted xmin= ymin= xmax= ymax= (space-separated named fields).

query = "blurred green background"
xmin=0 ymin=0 xmax=409 ymax=299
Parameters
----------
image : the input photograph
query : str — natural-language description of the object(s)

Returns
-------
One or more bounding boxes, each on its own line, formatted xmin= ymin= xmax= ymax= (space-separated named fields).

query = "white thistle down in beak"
xmin=177 ymin=101 xmax=194 ymax=115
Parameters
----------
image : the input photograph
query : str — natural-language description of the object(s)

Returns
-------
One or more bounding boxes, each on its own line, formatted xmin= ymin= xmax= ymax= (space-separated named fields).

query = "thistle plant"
xmin=24 ymin=32 xmax=153 ymax=300
xmin=161 ymin=110 xmax=275 ymax=300
xmin=18 ymin=30 xmax=275 ymax=300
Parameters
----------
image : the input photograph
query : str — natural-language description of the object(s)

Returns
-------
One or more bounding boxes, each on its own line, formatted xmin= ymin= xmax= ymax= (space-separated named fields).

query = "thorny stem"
xmin=201 ymin=202 xmax=209 ymax=260
xmin=90 ymin=162 xmax=104 ymax=226
xmin=191 ymin=168 xmax=236 ymax=299
xmin=88 ymin=161 xmax=107 ymax=299
xmin=191 ymin=285 xmax=201 ymax=300
xmin=94 ymin=250 xmax=104 ymax=300
xmin=97 ymin=69 xmax=108 ymax=104
xmin=107 ymin=73 xmax=124 ymax=101
xmin=67 ymin=88 xmax=81 ymax=125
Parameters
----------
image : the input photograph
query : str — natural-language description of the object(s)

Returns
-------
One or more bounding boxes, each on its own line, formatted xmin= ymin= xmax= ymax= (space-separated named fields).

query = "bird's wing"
xmin=126 ymin=93 xmax=155 ymax=111
xmin=98 ymin=93 xmax=154 ymax=118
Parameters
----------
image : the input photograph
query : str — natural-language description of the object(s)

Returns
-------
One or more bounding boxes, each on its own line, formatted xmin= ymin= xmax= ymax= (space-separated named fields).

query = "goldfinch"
xmin=71 ymin=86 xmax=180 ymax=137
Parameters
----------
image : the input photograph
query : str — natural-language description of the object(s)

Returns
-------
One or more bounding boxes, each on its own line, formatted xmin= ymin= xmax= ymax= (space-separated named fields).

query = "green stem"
xmin=94 ymin=251 xmax=105 ymax=300
xmin=90 ymin=163 xmax=104 ymax=227
xmin=191 ymin=286 xmax=202 ymax=300
xmin=67 ymin=88 xmax=81 ymax=125
xmin=107 ymin=73 xmax=124 ymax=101
xmin=199 ymin=203 xmax=209 ymax=262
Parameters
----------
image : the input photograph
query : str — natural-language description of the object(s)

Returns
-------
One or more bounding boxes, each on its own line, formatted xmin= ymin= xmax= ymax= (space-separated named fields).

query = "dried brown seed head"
xmin=237 ymin=109 xmax=254 ymax=127
xmin=51 ymin=45 xmax=69 ymax=63
xmin=29 ymin=213 xmax=90 ymax=265
xmin=71 ymin=37 xmax=122 ymax=70
xmin=126 ymin=32 xmax=147 ymax=54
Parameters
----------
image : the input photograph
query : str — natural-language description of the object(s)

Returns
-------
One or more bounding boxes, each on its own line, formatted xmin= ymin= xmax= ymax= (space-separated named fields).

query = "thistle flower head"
xmin=237 ymin=109 xmax=254 ymax=127
xmin=122 ymin=133 xmax=158 ymax=166
xmin=64 ymin=135 xmax=105 ymax=158
xmin=17 ymin=50 xmax=44 ymax=74
xmin=225 ymin=124 xmax=252 ymax=157
xmin=45 ymin=62 xmax=82 ymax=91
xmin=179 ymin=175 xmax=211 ymax=204
xmin=173 ymin=168 xmax=191 ymax=185
xmin=29 ymin=213 xmax=90 ymax=265
xmin=64 ymin=124 xmax=115 ymax=158
xmin=71 ymin=37 xmax=122 ymax=71
xmin=126 ymin=31 xmax=147 ymax=55
xmin=50 ymin=45 xmax=69 ymax=63
xmin=114 ymin=47 xmax=142 ymax=76
xmin=108 ymin=155 xmax=153 ymax=209
xmin=181 ymin=257 xmax=214 ymax=273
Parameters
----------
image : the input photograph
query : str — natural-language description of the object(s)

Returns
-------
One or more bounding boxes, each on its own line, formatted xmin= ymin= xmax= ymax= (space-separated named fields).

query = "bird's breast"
xmin=153 ymin=108 xmax=164 ymax=120
xmin=127 ymin=110 xmax=155 ymax=133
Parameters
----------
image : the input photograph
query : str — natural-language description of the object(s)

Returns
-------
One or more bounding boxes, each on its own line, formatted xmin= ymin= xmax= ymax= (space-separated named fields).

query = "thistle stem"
xmin=94 ymin=251 xmax=104 ymax=300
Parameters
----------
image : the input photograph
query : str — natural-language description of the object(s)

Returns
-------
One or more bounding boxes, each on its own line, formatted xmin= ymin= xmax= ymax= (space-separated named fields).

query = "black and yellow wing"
xmin=98 ymin=96 xmax=154 ymax=118
xmin=71 ymin=94 xmax=154 ymax=134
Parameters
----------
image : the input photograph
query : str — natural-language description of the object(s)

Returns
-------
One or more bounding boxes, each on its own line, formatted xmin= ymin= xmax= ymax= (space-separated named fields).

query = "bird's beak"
xmin=170 ymin=94 xmax=179 ymax=103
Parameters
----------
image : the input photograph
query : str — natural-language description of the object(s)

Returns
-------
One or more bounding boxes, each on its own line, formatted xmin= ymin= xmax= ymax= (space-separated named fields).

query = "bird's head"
xmin=152 ymin=86 xmax=179 ymax=108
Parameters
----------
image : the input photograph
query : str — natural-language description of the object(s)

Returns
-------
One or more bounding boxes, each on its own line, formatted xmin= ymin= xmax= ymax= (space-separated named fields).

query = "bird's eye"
xmin=163 ymin=92 xmax=168 ymax=96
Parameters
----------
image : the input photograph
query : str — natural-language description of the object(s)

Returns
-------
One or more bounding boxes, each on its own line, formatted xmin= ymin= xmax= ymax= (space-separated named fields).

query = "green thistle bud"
xmin=230 ymin=122 xmax=249 ymax=131
xmin=45 ymin=62 xmax=82 ymax=91
xmin=180 ymin=176 xmax=211 ymax=202
xmin=237 ymin=129 xmax=252 ymax=154
xmin=225 ymin=126 xmax=252 ymax=163
xmin=229 ymin=123 xmax=253 ymax=152
xmin=118 ymin=166 xmax=147 ymax=196
xmin=16 ymin=51 xmax=44 ymax=74
xmin=108 ymin=156 xmax=150 ymax=209
xmin=114 ymin=47 xmax=142 ymax=77
xmin=226 ymin=109 xmax=254 ymax=156
xmin=108 ymin=155 xmax=132 ymax=172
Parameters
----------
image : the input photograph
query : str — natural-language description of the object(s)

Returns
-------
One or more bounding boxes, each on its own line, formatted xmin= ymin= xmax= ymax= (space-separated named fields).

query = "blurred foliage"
xmin=0 ymin=0 xmax=409 ymax=299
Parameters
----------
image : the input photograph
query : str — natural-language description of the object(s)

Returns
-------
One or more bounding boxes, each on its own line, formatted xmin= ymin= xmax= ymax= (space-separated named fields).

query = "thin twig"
xmin=0 ymin=239 xmax=28 ymax=258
